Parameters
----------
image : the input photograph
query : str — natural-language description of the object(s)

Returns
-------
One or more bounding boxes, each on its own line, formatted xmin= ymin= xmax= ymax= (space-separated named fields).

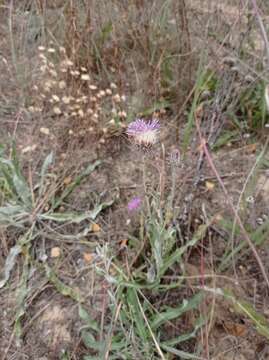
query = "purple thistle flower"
xmin=127 ymin=196 xmax=142 ymax=212
xmin=126 ymin=119 xmax=160 ymax=146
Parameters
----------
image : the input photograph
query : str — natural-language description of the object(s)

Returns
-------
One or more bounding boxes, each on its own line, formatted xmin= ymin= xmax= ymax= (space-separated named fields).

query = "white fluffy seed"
xmin=40 ymin=127 xmax=50 ymax=135
xmin=59 ymin=80 xmax=66 ymax=89
xmin=81 ymin=74 xmax=90 ymax=81
xmin=62 ymin=96 xmax=71 ymax=104
xmin=53 ymin=106 xmax=62 ymax=115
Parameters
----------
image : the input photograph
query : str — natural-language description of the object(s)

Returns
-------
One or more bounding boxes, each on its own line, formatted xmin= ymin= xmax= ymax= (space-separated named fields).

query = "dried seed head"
xmin=44 ymin=80 xmax=54 ymax=90
xmin=39 ymin=53 xmax=47 ymax=61
xmin=49 ymin=69 xmax=57 ymax=77
xmin=40 ymin=127 xmax=50 ymax=135
xmin=81 ymin=74 xmax=90 ymax=81
xmin=113 ymin=94 xmax=121 ymax=103
xmin=53 ymin=106 xmax=62 ymax=115
xmin=61 ymin=59 xmax=73 ymax=67
xmin=78 ymin=109 xmax=84 ymax=117
xmin=62 ymin=96 xmax=70 ymax=104
xmin=70 ymin=70 xmax=80 ymax=76
xmin=59 ymin=80 xmax=66 ymax=89
xmin=52 ymin=95 xmax=60 ymax=102
xmin=118 ymin=111 xmax=127 ymax=118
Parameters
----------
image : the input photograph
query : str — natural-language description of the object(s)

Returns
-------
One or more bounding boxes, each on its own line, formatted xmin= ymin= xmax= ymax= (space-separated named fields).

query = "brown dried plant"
xmin=28 ymin=44 xmax=127 ymax=149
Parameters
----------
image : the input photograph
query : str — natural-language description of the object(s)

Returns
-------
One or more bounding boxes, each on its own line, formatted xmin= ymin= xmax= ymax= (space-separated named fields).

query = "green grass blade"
xmin=160 ymin=222 xmax=210 ymax=276
xmin=203 ymin=287 xmax=269 ymax=341
xmin=161 ymin=345 xmax=203 ymax=359
xmin=126 ymin=288 xmax=148 ymax=341
xmin=44 ymin=264 xmax=82 ymax=302
xmin=219 ymin=218 xmax=269 ymax=271
xmin=162 ymin=316 xmax=205 ymax=347
xmin=151 ymin=292 xmax=203 ymax=329
xmin=14 ymin=245 xmax=30 ymax=339
xmin=182 ymin=54 xmax=211 ymax=153
xmin=52 ymin=160 xmax=101 ymax=210
xmin=40 ymin=200 xmax=113 ymax=223
xmin=79 ymin=305 xmax=100 ymax=332
xmin=38 ymin=151 xmax=54 ymax=197
xmin=0 ymin=244 xmax=22 ymax=288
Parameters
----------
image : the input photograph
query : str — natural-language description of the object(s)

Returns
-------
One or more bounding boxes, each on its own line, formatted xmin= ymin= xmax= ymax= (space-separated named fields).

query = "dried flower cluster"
xmin=28 ymin=45 xmax=127 ymax=142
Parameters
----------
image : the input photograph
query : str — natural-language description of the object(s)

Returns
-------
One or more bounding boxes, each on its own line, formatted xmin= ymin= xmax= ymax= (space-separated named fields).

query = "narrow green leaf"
xmin=203 ymin=287 xmax=269 ymax=341
xmin=127 ymin=288 xmax=148 ymax=341
xmin=163 ymin=316 xmax=205 ymax=346
xmin=40 ymin=200 xmax=113 ymax=223
xmin=219 ymin=218 xmax=269 ymax=271
xmin=13 ymin=172 xmax=32 ymax=207
xmin=79 ymin=305 xmax=100 ymax=332
xmin=161 ymin=345 xmax=203 ymax=359
xmin=0 ymin=147 xmax=32 ymax=207
xmin=0 ymin=244 xmax=22 ymax=288
xmin=81 ymin=331 xmax=101 ymax=350
xmin=52 ymin=160 xmax=101 ymax=210
xmin=0 ymin=205 xmax=29 ymax=226
xmin=160 ymin=222 xmax=209 ymax=276
xmin=44 ymin=264 xmax=82 ymax=302
xmin=40 ymin=211 xmax=91 ymax=223
xmin=151 ymin=292 xmax=203 ymax=329
xmin=182 ymin=55 xmax=211 ymax=152
xmin=39 ymin=152 xmax=54 ymax=197
xmin=141 ymin=100 xmax=171 ymax=117
xmin=223 ymin=290 xmax=269 ymax=340
xmin=14 ymin=246 xmax=30 ymax=339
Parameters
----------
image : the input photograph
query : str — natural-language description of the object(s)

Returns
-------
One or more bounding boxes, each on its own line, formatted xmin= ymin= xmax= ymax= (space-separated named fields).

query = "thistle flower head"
xmin=127 ymin=196 xmax=142 ymax=212
xmin=126 ymin=118 xmax=160 ymax=146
